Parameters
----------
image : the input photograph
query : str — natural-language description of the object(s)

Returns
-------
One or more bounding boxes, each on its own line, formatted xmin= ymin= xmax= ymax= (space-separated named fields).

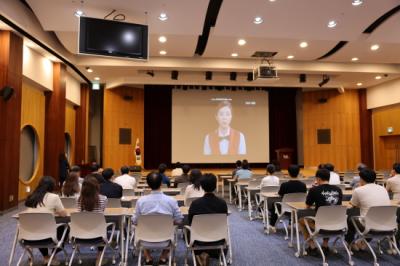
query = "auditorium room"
xmin=2 ymin=0 xmax=400 ymax=265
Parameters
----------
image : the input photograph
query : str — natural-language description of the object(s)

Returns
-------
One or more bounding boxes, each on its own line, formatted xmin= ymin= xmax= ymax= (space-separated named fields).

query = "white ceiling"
xmin=23 ymin=0 xmax=400 ymax=88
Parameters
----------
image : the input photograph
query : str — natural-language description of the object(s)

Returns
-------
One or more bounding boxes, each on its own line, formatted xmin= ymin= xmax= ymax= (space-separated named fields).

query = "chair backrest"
xmin=60 ymin=197 xmax=77 ymax=208
xmin=189 ymin=214 xmax=228 ymax=245
xmin=134 ymin=215 xmax=175 ymax=245
xmin=364 ymin=206 xmax=398 ymax=232
xmin=260 ymin=185 xmax=280 ymax=193
xmin=106 ymin=198 xmax=122 ymax=208
xmin=336 ymin=184 xmax=347 ymax=191
xmin=70 ymin=212 xmax=108 ymax=242
xmin=123 ymin=189 xmax=135 ymax=197
xmin=185 ymin=197 xmax=201 ymax=207
xmin=177 ymin=182 xmax=190 ymax=188
xmin=18 ymin=212 xmax=58 ymax=243
xmin=248 ymin=179 xmax=261 ymax=189
xmin=281 ymin=192 xmax=307 ymax=213
xmin=314 ymin=205 xmax=347 ymax=232
xmin=302 ymin=178 xmax=315 ymax=186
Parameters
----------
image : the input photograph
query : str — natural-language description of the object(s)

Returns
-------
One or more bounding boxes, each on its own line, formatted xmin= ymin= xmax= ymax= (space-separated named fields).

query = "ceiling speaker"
xmin=0 ymin=86 xmax=14 ymax=101
xmin=171 ymin=70 xmax=179 ymax=80
xmin=247 ymin=72 xmax=253 ymax=81
xmin=205 ymin=71 xmax=212 ymax=80
xmin=230 ymin=72 xmax=237 ymax=81
xmin=299 ymin=74 xmax=306 ymax=83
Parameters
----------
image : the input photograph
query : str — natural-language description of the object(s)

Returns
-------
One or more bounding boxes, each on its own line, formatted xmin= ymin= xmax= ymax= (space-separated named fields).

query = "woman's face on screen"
xmin=216 ymin=106 xmax=232 ymax=128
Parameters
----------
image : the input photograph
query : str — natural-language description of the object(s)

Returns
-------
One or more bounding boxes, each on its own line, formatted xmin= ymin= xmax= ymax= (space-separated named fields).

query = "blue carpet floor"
xmin=1 ymin=202 xmax=399 ymax=265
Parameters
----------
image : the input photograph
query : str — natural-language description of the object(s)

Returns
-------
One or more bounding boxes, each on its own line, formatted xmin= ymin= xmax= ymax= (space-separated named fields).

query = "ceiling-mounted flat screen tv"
xmin=79 ymin=17 xmax=148 ymax=60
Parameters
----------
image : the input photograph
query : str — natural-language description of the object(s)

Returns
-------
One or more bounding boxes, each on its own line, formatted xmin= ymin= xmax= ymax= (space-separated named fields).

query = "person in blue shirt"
xmin=234 ymin=160 xmax=253 ymax=180
xmin=158 ymin=163 xmax=171 ymax=187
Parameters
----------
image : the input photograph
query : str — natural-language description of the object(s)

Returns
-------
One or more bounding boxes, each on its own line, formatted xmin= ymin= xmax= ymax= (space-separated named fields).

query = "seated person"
xmin=234 ymin=159 xmax=252 ymax=180
xmin=324 ymin=163 xmax=341 ymax=185
xmin=114 ymin=166 xmax=137 ymax=189
xmin=158 ymin=163 xmax=171 ymax=187
xmin=133 ymin=172 xmax=183 ymax=265
xmin=299 ymin=168 xmax=343 ymax=256
xmin=171 ymin=162 xmax=183 ymax=177
xmin=269 ymin=165 xmax=307 ymax=228
xmin=350 ymin=163 xmax=367 ymax=188
xmin=188 ymin=173 xmax=228 ymax=265
xmin=89 ymin=162 xmax=105 ymax=184
xmin=70 ymin=165 xmax=84 ymax=184
xmin=99 ymin=168 xmax=123 ymax=198
xmin=386 ymin=162 xmax=400 ymax=200
xmin=184 ymin=169 xmax=205 ymax=205
xmin=62 ymin=172 xmax=81 ymax=198
xmin=25 ymin=176 xmax=67 ymax=265
xmin=174 ymin=164 xmax=190 ymax=186
xmin=261 ymin=164 xmax=279 ymax=187
xmin=232 ymin=160 xmax=242 ymax=177
xmin=345 ymin=168 xmax=391 ymax=249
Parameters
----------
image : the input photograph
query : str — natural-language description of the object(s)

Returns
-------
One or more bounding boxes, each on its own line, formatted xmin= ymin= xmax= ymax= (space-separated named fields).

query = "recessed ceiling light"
xmin=351 ymin=57 xmax=359 ymax=61
xmin=299 ymin=41 xmax=308 ymax=48
xmin=94 ymin=77 xmax=100 ymax=81
xmin=375 ymin=75 xmax=382 ymax=80
xmin=86 ymin=67 xmax=93 ymax=73
xmin=159 ymin=50 xmax=167 ymax=55
xmin=238 ymin=39 xmax=246 ymax=46
xmin=158 ymin=36 xmax=167 ymax=43
xmin=327 ymin=20 xmax=337 ymax=28
xmin=287 ymin=55 xmax=294 ymax=59
xmin=158 ymin=12 xmax=168 ymax=21
xmin=253 ymin=16 xmax=263 ymax=24
xmin=74 ymin=10 xmax=85 ymax=17
xmin=269 ymin=0 xmax=276 ymax=2
xmin=352 ymin=0 xmax=363 ymax=6
xmin=357 ymin=82 xmax=363 ymax=86
xmin=231 ymin=53 xmax=238 ymax=57
xmin=370 ymin=44 xmax=380 ymax=51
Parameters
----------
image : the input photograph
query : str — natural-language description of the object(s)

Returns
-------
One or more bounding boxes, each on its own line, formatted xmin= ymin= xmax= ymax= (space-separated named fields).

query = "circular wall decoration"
xmin=19 ymin=125 xmax=39 ymax=182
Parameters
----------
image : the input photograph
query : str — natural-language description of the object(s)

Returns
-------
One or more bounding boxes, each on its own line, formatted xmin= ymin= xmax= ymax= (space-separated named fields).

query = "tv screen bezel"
xmin=78 ymin=17 xmax=149 ymax=61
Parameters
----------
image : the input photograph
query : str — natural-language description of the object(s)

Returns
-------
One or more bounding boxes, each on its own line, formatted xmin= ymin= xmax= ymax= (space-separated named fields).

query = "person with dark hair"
xmin=114 ymin=166 xmax=136 ymax=189
xmin=158 ymin=163 xmax=171 ymax=187
xmin=62 ymin=172 xmax=81 ymax=198
xmin=99 ymin=168 xmax=122 ymax=198
xmin=133 ymin=172 xmax=183 ymax=265
xmin=350 ymin=163 xmax=367 ymax=188
xmin=324 ymin=163 xmax=340 ymax=185
xmin=386 ymin=162 xmax=400 ymax=200
xmin=232 ymin=160 xmax=242 ymax=177
xmin=25 ymin=176 xmax=67 ymax=264
xmin=299 ymin=168 xmax=343 ymax=256
xmin=261 ymin=164 xmax=279 ymax=187
xmin=89 ymin=162 xmax=105 ymax=184
xmin=345 ymin=168 xmax=391 ymax=248
xmin=174 ymin=164 xmax=190 ymax=186
xmin=58 ymin=153 xmax=70 ymax=187
xmin=188 ymin=173 xmax=228 ymax=265
xmin=70 ymin=165 xmax=83 ymax=184
xmin=184 ymin=169 xmax=205 ymax=205
xmin=234 ymin=159 xmax=252 ymax=180
xmin=171 ymin=162 xmax=183 ymax=177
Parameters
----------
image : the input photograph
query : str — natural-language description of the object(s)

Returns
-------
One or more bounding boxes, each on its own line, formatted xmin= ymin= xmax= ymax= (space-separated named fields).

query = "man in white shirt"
xmin=114 ymin=166 xmax=136 ymax=189
xmin=261 ymin=164 xmax=279 ymax=187
xmin=345 ymin=168 xmax=391 ymax=246
xmin=386 ymin=163 xmax=400 ymax=200
xmin=171 ymin=162 xmax=183 ymax=177
xmin=324 ymin=163 xmax=341 ymax=185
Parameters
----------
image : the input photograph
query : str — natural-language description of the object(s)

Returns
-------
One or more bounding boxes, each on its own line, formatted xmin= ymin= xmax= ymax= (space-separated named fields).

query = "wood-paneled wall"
xmin=103 ymin=87 xmax=144 ymax=171
xmin=303 ymin=90 xmax=361 ymax=171
xmin=19 ymin=81 xmax=45 ymax=200
xmin=75 ymin=84 xmax=89 ymax=164
xmin=65 ymin=102 xmax=76 ymax=165
xmin=372 ymin=104 xmax=400 ymax=170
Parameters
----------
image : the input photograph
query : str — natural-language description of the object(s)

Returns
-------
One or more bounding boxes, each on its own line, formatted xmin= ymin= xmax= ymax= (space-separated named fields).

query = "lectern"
xmin=275 ymin=148 xmax=294 ymax=170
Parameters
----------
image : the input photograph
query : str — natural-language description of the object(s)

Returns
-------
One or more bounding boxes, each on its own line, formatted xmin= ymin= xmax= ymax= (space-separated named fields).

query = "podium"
xmin=275 ymin=148 xmax=294 ymax=170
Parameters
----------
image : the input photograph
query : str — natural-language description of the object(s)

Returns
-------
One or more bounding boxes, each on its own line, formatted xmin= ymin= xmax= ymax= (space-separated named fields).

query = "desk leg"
xmin=120 ymin=217 xmax=125 ymax=263
xmin=229 ymin=183 xmax=232 ymax=204
xmin=294 ymin=210 xmax=301 ymax=257
xmin=289 ymin=210 xmax=294 ymax=248
xmin=222 ymin=179 xmax=225 ymax=199
xmin=8 ymin=227 xmax=18 ymax=266
xmin=227 ymin=223 xmax=233 ymax=264
xmin=124 ymin=216 xmax=131 ymax=265
xmin=238 ymin=186 xmax=242 ymax=211
xmin=247 ymin=190 xmax=252 ymax=220
xmin=264 ymin=197 xmax=270 ymax=234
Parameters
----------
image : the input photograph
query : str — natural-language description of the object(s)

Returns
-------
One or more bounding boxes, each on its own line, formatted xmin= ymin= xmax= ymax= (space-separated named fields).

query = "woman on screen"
xmin=203 ymin=100 xmax=246 ymax=155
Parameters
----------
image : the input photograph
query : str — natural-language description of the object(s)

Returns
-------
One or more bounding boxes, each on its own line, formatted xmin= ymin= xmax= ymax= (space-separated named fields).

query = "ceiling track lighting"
xmin=318 ymin=74 xmax=330 ymax=87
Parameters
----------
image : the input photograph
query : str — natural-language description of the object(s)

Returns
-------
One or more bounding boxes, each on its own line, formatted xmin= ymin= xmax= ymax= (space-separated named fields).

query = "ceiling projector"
xmin=253 ymin=65 xmax=279 ymax=80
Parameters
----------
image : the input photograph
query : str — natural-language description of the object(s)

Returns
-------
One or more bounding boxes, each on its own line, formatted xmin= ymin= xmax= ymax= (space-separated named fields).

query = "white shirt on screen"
xmin=261 ymin=175 xmax=280 ymax=187
xmin=114 ymin=174 xmax=137 ymax=189
xmin=350 ymin=183 xmax=390 ymax=217
xmin=203 ymin=128 xmax=246 ymax=155
xmin=329 ymin=172 xmax=341 ymax=185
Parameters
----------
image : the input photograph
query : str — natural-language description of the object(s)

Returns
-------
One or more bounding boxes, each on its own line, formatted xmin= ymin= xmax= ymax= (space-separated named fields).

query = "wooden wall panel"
xmin=372 ymin=104 xmax=400 ymax=170
xmin=19 ymin=81 xmax=45 ymax=200
xmin=0 ymin=31 xmax=23 ymax=211
xmin=103 ymin=87 xmax=144 ymax=171
xmin=65 ymin=102 xmax=76 ymax=165
xmin=358 ymin=89 xmax=373 ymax=167
xmin=75 ymin=84 xmax=89 ymax=164
xmin=303 ymin=90 xmax=361 ymax=171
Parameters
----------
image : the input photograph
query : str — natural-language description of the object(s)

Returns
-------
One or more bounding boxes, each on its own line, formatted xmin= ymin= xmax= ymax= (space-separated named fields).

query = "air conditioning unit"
xmin=253 ymin=65 xmax=279 ymax=80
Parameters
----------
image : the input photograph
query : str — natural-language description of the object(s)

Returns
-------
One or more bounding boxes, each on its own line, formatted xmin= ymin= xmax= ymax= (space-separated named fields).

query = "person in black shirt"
xmin=99 ymin=168 xmax=123 ymax=198
xmin=269 ymin=165 xmax=307 ymax=227
xmin=299 ymin=168 xmax=342 ymax=256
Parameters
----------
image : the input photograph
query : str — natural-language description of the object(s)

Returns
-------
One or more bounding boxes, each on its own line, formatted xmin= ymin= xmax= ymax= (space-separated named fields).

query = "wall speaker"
xmin=171 ymin=70 xmax=179 ymax=80
xmin=247 ymin=72 xmax=253 ymax=81
xmin=123 ymin=95 xmax=134 ymax=101
xmin=0 ymin=86 xmax=14 ymax=101
xmin=230 ymin=72 xmax=237 ymax=81
xmin=299 ymin=74 xmax=306 ymax=83
xmin=318 ymin=98 xmax=328 ymax=104
xmin=205 ymin=71 xmax=212 ymax=80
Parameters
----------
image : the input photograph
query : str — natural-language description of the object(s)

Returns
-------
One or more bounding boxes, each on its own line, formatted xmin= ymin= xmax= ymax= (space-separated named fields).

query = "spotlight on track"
xmin=318 ymin=74 xmax=330 ymax=87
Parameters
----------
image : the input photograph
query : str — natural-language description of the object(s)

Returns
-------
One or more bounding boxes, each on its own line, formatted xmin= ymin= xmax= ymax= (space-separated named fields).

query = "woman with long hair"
xmin=77 ymin=176 xmax=107 ymax=212
xmin=184 ymin=169 xmax=205 ymax=205
xmin=25 ymin=176 xmax=67 ymax=265
xmin=62 ymin=172 xmax=81 ymax=198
